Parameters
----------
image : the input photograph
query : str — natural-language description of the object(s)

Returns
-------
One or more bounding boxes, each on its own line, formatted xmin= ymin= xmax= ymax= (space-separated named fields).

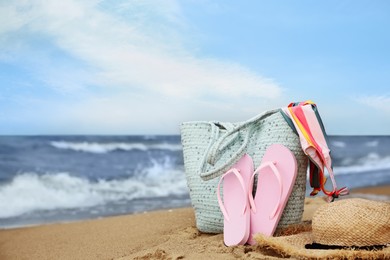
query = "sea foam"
xmin=50 ymin=141 xmax=182 ymax=154
xmin=334 ymin=153 xmax=390 ymax=175
xmin=0 ymin=162 xmax=188 ymax=219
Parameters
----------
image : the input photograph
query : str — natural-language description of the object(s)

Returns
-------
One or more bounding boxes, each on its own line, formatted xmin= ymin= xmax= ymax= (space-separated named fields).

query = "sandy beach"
xmin=0 ymin=186 xmax=389 ymax=260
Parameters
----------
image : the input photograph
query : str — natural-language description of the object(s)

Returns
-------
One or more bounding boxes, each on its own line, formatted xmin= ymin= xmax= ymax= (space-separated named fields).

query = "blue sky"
xmin=0 ymin=1 xmax=389 ymax=135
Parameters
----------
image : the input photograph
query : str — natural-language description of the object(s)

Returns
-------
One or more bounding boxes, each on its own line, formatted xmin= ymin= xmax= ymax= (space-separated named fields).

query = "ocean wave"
xmin=0 ymin=163 xmax=188 ymax=219
xmin=331 ymin=141 xmax=346 ymax=148
xmin=365 ymin=140 xmax=379 ymax=147
xmin=50 ymin=141 xmax=182 ymax=154
xmin=333 ymin=153 xmax=390 ymax=175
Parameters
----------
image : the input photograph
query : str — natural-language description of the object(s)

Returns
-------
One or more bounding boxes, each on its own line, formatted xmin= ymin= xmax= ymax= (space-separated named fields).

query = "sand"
xmin=0 ymin=186 xmax=389 ymax=260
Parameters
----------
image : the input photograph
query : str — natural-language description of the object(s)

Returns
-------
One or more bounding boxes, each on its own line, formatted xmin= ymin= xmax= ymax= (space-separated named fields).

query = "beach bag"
xmin=181 ymin=108 xmax=308 ymax=233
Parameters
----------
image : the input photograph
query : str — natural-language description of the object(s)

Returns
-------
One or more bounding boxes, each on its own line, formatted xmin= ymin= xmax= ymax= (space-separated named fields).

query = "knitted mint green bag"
xmin=180 ymin=108 xmax=307 ymax=233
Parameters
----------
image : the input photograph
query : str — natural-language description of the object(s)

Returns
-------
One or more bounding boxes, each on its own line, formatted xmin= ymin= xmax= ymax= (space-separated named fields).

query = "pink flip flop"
xmin=247 ymin=144 xmax=297 ymax=245
xmin=216 ymin=154 xmax=253 ymax=246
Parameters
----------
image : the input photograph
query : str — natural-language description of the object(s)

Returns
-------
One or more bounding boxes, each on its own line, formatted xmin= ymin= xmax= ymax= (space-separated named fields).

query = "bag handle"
xmin=199 ymin=109 xmax=279 ymax=181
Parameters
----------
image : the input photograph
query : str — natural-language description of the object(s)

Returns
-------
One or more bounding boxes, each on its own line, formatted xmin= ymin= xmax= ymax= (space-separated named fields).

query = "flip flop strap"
xmin=248 ymin=161 xmax=283 ymax=219
xmin=216 ymin=168 xmax=248 ymax=222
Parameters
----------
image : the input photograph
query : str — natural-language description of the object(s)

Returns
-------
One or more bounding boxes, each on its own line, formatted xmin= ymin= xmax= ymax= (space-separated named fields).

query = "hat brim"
xmin=254 ymin=231 xmax=390 ymax=260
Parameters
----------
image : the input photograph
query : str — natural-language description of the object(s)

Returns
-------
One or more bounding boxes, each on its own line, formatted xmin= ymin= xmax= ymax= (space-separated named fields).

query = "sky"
xmin=0 ymin=0 xmax=389 ymax=135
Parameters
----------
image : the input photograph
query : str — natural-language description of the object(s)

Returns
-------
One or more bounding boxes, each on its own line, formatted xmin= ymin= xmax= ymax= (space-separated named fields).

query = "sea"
xmin=0 ymin=135 xmax=389 ymax=229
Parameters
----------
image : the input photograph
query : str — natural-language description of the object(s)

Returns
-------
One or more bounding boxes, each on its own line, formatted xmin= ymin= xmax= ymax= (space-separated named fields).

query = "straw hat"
xmin=254 ymin=198 xmax=390 ymax=259
xmin=312 ymin=198 xmax=390 ymax=247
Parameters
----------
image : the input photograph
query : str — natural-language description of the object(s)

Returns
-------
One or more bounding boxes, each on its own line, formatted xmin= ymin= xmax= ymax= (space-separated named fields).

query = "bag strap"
xmin=199 ymin=109 xmax=279 ymax=181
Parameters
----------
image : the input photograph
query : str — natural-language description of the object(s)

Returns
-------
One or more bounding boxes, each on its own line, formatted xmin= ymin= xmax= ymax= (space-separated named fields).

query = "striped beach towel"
xmin=282 ymin=101 xmax=349 ymax=201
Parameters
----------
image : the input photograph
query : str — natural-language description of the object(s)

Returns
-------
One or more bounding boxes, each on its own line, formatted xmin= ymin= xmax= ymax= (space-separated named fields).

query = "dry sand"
xmin=0 ymin=186 xmax=389 ymax=260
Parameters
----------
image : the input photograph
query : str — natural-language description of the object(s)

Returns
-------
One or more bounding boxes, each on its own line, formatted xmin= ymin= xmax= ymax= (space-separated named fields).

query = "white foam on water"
xmin=50 ymin=141 xmax=182 ymax=153
xmin=365 ymin=140 xmax=379 ymax=147
xmin=331 ymin=141 xmax=346 ymax=148
xmin=0 ymin=161 xmax=187 ymax=219
xmin=333 ymin=153 xmax=390 ymax=175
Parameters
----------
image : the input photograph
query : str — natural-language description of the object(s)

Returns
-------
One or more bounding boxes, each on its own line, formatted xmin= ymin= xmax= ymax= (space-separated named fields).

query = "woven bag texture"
xmin=181 ymin=109 xmax=307 ymax=233
xmin=312 ymin=198 xmax=390 ymax=247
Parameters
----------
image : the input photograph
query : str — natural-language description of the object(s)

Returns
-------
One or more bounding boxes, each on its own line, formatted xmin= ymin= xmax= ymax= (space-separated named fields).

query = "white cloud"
xmin=0 ymin=0 xmax=281 ymax=99
xmin=355 ymin=95 xmax=390 ymax=113
xmin=0 ymin=0 xmax=283 ymax=134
